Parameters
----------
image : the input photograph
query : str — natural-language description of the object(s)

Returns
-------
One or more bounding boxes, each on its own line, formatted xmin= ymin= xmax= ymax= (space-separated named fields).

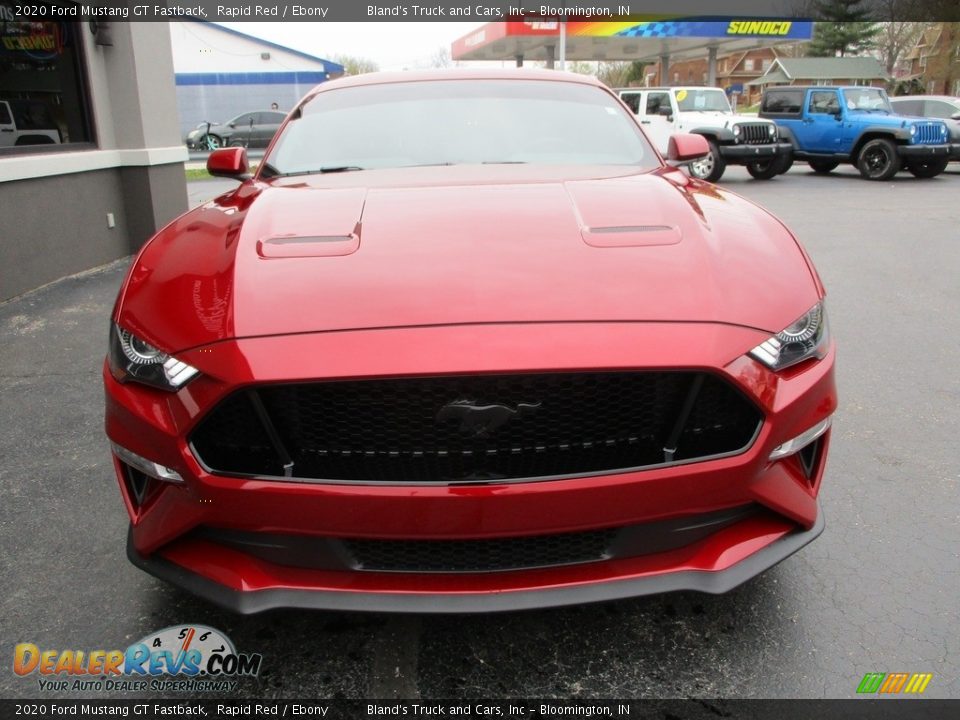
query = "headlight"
xmin=749 ymin=302 xmax=829 ymax=371
xmin=768 ymin=124 xmax=777 ymax=137
xmin=942 ymin=125 xmax=948 ymax=137
xmin=108 ymin=324 xmax=199 ymax=391
xmin=910 ymin=124 xmax=917 ymax=136
xmin=733 ymin=124 xmax=741 ymax=137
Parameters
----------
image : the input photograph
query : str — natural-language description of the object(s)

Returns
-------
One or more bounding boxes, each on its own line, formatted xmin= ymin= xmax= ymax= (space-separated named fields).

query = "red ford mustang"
xmin=104 ymin=70 xmax=836 ymax=613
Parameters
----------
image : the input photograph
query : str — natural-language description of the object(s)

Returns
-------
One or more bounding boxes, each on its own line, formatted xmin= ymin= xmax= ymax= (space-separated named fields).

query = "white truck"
xmin=617 ymin=87 xmax=791 ymax=181
xmin=0 ymin=99 xmax=61 ymax=148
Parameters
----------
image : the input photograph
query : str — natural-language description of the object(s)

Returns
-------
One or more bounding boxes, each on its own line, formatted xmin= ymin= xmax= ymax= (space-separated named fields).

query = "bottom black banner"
xmin=1 ymin=699 xmax=958 ymax=720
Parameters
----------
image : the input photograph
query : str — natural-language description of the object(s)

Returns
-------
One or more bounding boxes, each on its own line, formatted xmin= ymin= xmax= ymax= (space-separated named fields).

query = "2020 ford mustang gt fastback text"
xmin=104 ymin=70 xmax=836 ymax=613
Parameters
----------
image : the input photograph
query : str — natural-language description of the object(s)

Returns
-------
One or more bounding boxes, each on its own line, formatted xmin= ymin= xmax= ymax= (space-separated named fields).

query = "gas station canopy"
xmin=452 ymin=19 xmax=813 ymax=66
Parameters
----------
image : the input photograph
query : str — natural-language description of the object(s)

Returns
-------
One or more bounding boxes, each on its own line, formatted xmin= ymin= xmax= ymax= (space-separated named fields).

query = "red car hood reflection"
xmin=118 ymin=166 xmax=819 ymax=353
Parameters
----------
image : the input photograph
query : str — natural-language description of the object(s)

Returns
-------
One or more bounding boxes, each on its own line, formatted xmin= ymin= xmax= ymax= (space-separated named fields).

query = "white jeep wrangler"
xmin=0 ymin=100 xmax=61 ymax=148
xmin=617 ymin=87 xmax=791 ymax=181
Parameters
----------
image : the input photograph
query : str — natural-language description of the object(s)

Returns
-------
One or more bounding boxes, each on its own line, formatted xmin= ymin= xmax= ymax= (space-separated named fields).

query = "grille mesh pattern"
xmin=737 ymin=123 xmax=775 ymax=144
xmin=344 ymin=529 xmax=619 ymax=573
xmin=190 ymin=372 xmax=762 ymax=483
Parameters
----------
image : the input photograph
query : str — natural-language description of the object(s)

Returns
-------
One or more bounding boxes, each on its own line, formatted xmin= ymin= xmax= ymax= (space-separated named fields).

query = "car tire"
xmin=808 ymin=159 xmax=840 ymax=174
xmin=746 ymin=156 xmax=787 ymax=180
xmin=228 ymin=139 xmax=248 ymax=148
xmin=688 ymin=138 xmax=726 ymax=182
xmin=778 ymin=155 xmax=794 ymax=174
xmin=856 ymin=138 xmax=901 ymax=180
xmin=906 ymin=158 xmax=949 ymax=178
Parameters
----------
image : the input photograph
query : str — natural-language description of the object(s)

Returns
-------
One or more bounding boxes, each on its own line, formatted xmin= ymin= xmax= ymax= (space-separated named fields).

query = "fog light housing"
xmin=769 ymin=417 xmax=832 ymax=461
xmin=111 ymin=443 xmax=183 ymax=483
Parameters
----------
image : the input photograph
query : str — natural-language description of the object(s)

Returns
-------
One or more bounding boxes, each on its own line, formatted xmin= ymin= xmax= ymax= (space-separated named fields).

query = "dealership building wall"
xmin=169 ymin=21 xmax=342 ymax=138
xmin=0 ymin=19 xmax=188 ymax=302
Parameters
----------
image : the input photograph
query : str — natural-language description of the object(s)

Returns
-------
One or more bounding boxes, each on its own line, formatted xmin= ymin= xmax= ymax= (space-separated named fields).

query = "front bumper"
xmin=105 ymin=322 xmax=836 ymax=613
xmin=127 ymin=506 xmax=825 ymax=613
xmin=950 ymin=143 xmax=960 ymax=160
xmin=897 ymin=143 xmax=951 ymax=158
xmin=719 ymin=142 xmax=792 ymax=163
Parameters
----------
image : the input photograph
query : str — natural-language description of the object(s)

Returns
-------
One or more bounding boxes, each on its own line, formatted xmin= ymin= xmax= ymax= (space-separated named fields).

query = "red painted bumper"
xmin=104 ymin=322 xmax=837 ymax=612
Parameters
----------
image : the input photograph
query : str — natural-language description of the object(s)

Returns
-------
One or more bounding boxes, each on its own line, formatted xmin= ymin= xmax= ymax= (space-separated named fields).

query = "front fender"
xmin=689 ymin=127 xmax=735 ymax=143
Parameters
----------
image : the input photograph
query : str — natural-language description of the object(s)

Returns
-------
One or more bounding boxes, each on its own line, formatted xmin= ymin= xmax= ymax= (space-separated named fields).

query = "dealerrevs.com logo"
xmin=14 ymin=625 xmax=262 ymax=693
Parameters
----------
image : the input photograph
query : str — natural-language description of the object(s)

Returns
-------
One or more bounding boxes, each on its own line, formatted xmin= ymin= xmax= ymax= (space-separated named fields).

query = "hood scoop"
xmin=581 ymin=224 xmax=681 ymax=248
xmin=566 ymin=180 xmax=683 ymax=248
xmin=258 ymin=229 xmax=360 ymax=258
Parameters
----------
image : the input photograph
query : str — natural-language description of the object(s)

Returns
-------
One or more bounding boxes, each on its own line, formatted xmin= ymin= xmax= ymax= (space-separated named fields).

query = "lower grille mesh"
xmin=190 ymin=372 xmax=762 ymax=484
xmin=345 ymin=529 xmax=618 ymax=573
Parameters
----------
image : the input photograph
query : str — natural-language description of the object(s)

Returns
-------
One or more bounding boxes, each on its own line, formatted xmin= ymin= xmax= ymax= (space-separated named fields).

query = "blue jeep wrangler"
xmin=760 ymin=86 xmax=952 ymax=180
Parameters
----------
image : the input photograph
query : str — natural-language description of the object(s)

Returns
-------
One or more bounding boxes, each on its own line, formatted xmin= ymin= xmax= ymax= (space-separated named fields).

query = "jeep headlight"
xmin=749 ymin=302 xmax=829 ymax=371
xmin=108 ymin=324 xmax=199 ymax=391
xmin=910 ymin=124 xmax=917 ymax=136
xmin=768 ymin=124 xmax=777 ymax=137
xmin=733 ymin=124 xmax=741 ymax=137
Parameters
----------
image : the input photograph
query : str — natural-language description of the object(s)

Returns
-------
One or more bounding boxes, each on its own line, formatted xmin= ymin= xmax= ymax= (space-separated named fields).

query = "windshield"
xmin=674 ymin=89 xmax=731 ymax=113
xmin=263 ymin=79 xmax=657 ymax=176
xmin=842 ymin=88 xmax=892 ymax=113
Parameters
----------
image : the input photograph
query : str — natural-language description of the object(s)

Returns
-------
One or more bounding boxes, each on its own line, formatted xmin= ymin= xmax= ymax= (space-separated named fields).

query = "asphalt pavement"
xmin=1 ymin=164 xmax=958 ymax=701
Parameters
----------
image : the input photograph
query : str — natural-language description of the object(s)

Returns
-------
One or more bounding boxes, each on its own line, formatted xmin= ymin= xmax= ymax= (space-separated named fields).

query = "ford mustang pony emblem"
xmin=436 ymin=399 xmax=541 ymax=438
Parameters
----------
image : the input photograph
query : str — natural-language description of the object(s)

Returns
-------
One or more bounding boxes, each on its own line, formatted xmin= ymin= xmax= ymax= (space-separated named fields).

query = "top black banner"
xmin=8 ymin=0 xmax=960 ymax=22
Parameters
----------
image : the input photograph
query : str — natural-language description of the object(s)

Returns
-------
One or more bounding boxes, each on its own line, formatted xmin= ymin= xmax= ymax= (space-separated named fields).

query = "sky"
xmin=218 ymin=22 xmax=490 ymax=71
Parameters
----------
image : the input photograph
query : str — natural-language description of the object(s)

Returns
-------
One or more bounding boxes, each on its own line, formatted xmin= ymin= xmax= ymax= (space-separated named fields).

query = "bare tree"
xmin=874 ymin=2 xmax=928 ymax=74
xmin=430 ymin=46 xmax=452 ymax=69
xmin=566 ymin=61 xmax=596 ymax=76
xmin=332 ymin=55 xmax=380 ymax=76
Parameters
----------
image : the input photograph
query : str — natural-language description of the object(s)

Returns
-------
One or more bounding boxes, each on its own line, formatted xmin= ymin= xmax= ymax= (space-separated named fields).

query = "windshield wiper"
xmin=319 ymin=165 xmax=364 ymax=173
xmin=275 ymin=166 xmax=365 ymax=177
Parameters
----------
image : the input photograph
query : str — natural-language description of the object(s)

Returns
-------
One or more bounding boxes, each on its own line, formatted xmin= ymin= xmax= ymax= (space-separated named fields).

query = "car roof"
xmin=890 ymin=95 xmax=959 ymax=103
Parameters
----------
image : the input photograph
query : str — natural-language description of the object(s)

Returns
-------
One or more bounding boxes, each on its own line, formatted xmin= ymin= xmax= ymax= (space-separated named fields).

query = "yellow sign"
xmin=726 ymin=21 xmax=794 ymax=36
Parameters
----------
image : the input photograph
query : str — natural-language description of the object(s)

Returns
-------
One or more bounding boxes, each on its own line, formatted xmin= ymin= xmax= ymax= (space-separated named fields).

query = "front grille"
xmin=190 ymin=372 xmax=762 ymax=484
xmin=913 ymin=122 xmax=943 ymax=145
xmin=737 ymin=122 xmax=775 ymax=145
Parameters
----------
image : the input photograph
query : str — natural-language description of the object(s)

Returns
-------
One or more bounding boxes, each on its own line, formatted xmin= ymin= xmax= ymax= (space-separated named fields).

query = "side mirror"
xmin=667 ymin=133 xmax=710 ymax=165
xmin=951 ymin=111 xmax=960 ymax=121
xmin=658 ymin=106 xmax=674 ymax=121
xmin=207 ymin=147 xmax=250 ymax=180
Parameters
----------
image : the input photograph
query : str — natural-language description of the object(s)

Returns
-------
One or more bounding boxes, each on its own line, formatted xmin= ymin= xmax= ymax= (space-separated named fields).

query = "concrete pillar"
xmin=707 ymin=46 xmax=718 ymax=86
xmin=660 ymin=53 xmax=670 ymax=86
xmin=545 ymin=45 xmax=555 ymax=70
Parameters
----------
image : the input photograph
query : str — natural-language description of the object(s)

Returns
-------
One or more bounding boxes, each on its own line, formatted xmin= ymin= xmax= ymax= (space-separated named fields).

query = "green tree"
xmin=808 ymin=0 xmax=881 ymax=56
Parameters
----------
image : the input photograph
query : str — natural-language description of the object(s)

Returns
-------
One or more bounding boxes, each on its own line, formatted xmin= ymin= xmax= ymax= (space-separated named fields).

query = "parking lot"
xmin=1 ymin=164 xmax=957 ymax=701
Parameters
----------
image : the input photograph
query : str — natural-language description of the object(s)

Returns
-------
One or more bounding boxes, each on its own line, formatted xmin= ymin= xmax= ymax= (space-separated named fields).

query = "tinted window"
xmin=645 ymin=92 xmax=670 ymax=115
xmin=620 ymin=92 xmax=641 ymax=114
xmin=890 ymin=99 xmax=923 ymax=115
xmin=9 ymin=100 xmax=56 ymax=130
xmin=0 ymin=103 xmax=10 ymax=125
xmin=260 ymin=111 xmax=286 ymax=123
xmin=924 ymin=100 xmax=959 ymax=119
xmin=762 ymin=90 xmax=802 ymax=114
xmin=231 ymin=113 xmax=254 ymax=126
xmin=266 ymin=80 xmax=658 ymax=174
xmin=809 ymin=91 xmax=840 ymax=114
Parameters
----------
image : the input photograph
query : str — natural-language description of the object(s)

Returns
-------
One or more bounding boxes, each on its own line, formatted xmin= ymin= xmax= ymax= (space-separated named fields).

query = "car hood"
xmin=846 ymin=111 xmax=928 ymax=127
xmin=118 ymin=166 xmax=820 ymax=353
